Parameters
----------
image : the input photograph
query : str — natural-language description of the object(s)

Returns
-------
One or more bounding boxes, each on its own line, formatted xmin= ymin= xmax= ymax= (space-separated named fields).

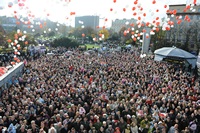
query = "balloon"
xmin=7 ymin=39 xmax=12 ymax=43
xmin=164 ymin=5 xmax=167 ymax=8
xmin=8 ymin=2 xmax=13 ymax=8
xmin=156 ymin=27 xmax=159 ymax=32
xmin=134 ymin=1 xmax=137 ymax=5
xmin=123 ymin=8 xmax=126 ymax=12
xmin=11 ymin=62 xmax=16 ymax=65
xmin=152 ymin=0 xmax=156 ymax=4
xmin=25 ymin=41 xmax=28 ymax=45
xmin=132 ymin=7 xmax=136 ymax=11
xmin=82 ymin=33 xmax=85 ymax=37
xmin=110 ymin=8 xmax=113 ymax=11
xmin=113 ymin=0 xmax=117 ymax=3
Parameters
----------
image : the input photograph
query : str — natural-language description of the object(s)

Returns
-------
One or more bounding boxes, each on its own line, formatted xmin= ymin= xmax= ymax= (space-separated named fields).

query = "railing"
xmin=0 ymin=62 xmax=24 ymax=90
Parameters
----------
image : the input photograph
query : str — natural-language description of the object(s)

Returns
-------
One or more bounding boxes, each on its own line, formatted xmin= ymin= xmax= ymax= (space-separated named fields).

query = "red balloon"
xmin=82 ymin=33 xmax=85 ymax=37
xmin=7 ymin=39 xmax=12 ymax=43
xmin=177 ymin=20 xmax=182 ymax=24
xmin=156 ymin=28 xmax=159 ymax=32
xmin=133 ymin=12 xmax=137 ymax=16
xmin=173 ymin=10 xmax=177 ymax=15
xmin=152 ymin=0 xmax=156 ymax=4
xmin=123 ymin=8 xmax=126 ymax=12
xmin=110 ymin=8 xmax=113 ymax=11
xmin=132 ymin=7 xmax=136 ymax=11
xmin=134 ymin=1 xmax=138 ymax=5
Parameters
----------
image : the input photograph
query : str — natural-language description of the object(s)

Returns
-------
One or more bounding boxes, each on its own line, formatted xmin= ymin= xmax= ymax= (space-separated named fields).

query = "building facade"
xmin=166 ymin=4 xmax=200 ymax=50
xmin=111 ymin=18 xmax=137 ymax=33
xmin=75 ymin=15 xmax=99 ymax=29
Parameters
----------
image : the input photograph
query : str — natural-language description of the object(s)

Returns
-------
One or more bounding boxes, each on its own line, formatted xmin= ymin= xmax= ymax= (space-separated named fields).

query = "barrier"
xmin=0 ymin=62 xmax=24 ymax=89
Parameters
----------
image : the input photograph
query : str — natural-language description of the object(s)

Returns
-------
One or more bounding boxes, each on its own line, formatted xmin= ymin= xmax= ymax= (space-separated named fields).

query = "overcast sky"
xmin=0 ymin=0 xmax=197 ymax=27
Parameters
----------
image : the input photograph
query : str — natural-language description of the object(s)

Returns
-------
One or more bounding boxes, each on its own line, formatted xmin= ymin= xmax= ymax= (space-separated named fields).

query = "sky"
xmin=0 ymin=0 xmax=198 ymax=27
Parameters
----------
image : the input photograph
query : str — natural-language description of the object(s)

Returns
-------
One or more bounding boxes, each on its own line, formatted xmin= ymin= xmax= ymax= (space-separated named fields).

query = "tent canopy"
xmin=154 ymin=47 xmax=197 ymax=68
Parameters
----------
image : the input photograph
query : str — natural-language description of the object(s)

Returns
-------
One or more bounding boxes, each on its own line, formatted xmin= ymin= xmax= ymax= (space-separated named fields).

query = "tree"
xmin=98 ymin=29 xmax=110 ymax=40
xmin=52 ymin=37 xmax=80 ymax=48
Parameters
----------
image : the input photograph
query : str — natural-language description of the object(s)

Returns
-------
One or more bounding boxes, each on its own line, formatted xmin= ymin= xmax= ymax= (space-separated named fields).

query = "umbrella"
xmin=154 ymin=47 xmax=197 ymax=68
xmin=154 ymin=47 xmax=196 ymax=59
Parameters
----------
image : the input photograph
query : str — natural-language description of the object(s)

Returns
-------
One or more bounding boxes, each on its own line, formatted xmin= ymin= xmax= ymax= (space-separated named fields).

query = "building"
xmin=75 ymin=15 xmax=99 ymax=29
xmin=166 ymin=4 xmax=200 ymax=50
xmin=111 ymin=18 xmax=137 ymax=32
xmin=1 ymin=16 xmax=17 ymax=33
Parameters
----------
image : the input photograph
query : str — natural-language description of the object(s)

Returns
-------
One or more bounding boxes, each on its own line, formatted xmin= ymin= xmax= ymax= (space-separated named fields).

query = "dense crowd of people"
xmin=0 ymin=48 xmax=200 ymax=133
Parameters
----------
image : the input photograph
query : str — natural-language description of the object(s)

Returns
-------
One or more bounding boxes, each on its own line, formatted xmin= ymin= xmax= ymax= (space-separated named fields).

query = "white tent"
xmin=154 ymin=47 xmax=197 ymax=68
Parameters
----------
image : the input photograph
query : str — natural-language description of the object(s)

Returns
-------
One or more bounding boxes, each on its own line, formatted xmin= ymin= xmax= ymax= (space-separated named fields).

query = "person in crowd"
xmin=0 ymin=46 xmax=199 ymax=133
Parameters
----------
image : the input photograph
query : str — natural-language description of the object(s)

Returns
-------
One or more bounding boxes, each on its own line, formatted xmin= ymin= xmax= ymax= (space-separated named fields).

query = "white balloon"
xmin=55 ymin=28 xmax=58 ymax=31
xmin=137 ymin=37 xmax=140 ymax=40
xmin=125 ymin=21 xmax=129 ymax=25
xmin=19 ymin=38 xmax=22 ymax=41
xmin=14 ymin=40 xmax=18 ymax=44
xmin=48 ymin=28 xmax=51 ymax=31
xmin=131 ymin=28 xmax=134 ymax=30
xmin=23 ymin=31 xmax=27 ymax=34
xmin=17 ymin=29 xmax=20 ymax=33
xmin=30 ymin=25 xmax=34 ymax=28
xmin=17 ymin=52 xmax=20 ymax=55
xmin=32 ymin=29 xmax=35 ymax=32
xmin=192 ymin=9 xmax=196 ymax=12
xmin=139 ymin=40 xmax=143 ymax=42
xmin=136 ymin=30 xmax=139 ymax=33
xmin=171 ymin=14 xmax=174 ymax=17
xmin=167 ymin=18 xmax=170 ymax=21
xmin=81 ymin=25 xmax=85 ymax=28
xmin=44 ymin=31 xmax=46 ymax=33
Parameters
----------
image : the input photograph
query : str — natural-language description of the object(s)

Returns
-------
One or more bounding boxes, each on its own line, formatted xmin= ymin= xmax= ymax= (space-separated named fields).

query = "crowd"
xmin=0 ymin=48 xmax=200 ymax=133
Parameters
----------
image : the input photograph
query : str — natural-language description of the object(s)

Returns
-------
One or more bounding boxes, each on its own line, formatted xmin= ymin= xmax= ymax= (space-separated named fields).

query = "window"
xmin=198 ymin=8 xmax=200 ymax=12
